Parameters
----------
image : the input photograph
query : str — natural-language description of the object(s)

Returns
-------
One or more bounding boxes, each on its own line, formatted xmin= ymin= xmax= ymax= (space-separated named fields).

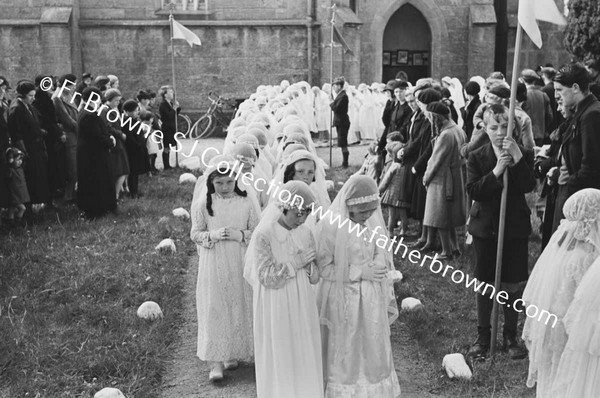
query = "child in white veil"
xmin=316 ymin=175 xmax=400 ymax=397
xmin=522 ymin=188 xmax=600 ymax=397
xmin=243 ymin=181 xmax=324 ymax=398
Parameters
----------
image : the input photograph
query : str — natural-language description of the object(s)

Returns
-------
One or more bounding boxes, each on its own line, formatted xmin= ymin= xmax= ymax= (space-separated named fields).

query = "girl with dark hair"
xmin=7 ymin=80 xmax=51 ymax=212
xmin=190 ymin=155 xmax=259 ymax=382
xmin=122 ymin=99 xmax=148 ymax=198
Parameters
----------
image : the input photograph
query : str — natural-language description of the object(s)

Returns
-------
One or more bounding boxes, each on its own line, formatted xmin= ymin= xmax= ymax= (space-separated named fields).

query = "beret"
xmin=418 ymin=88 xmax=442 ymax=104
xmin=521 ymin=68 xmax=539 ymax=81
xmin=488 ymin=85 xmax=511 ymax=99
xmin=426 ymin=101 xmax=450 ymax=116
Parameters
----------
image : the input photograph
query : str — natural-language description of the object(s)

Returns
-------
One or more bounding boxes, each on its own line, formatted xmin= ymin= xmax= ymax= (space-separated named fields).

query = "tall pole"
xmin=329 ymin=4 xmax=336 ymax=168
xmin=169 ymin=5 xmax=180 ymax=168
xmin=489 ymin=22 xmax=523 ymax=357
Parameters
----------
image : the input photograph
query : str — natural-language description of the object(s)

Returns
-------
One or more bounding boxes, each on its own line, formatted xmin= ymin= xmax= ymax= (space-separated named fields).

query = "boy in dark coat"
xmin=466 ymin=103 xmax=536 ymax=360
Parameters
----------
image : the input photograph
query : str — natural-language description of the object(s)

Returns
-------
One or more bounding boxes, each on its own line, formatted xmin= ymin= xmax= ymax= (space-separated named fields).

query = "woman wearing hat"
xmin=0 ymin=76 xmax=12 ymax=213
xmin=316 ymin=175 xmax=400 ymax=397
xmin=7 ymin=80 xmax=52 ymax=211
xmin=101 ymin=89 xmax=130 ymax=200
xmin=76 ymin=87 xmax=117 ymax=218
xmin=375 ymin=80 xmax=400 ymax=181
xmin=330 ymin=77 xmax=351 ymax=168
xmin=422 ymin=101 xmax=467 ymax=260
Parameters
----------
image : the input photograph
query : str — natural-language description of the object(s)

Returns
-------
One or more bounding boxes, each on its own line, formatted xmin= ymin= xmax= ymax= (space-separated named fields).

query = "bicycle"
xmin=188 ymin=92 xmax=237 ymax=139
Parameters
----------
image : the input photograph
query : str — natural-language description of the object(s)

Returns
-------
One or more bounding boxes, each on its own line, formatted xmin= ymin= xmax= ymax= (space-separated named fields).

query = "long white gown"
xmin=190 ymin=193 xmax=259 ymax=362
xmin=316 ymin=219 xmax=401 ymax=397
xmin=553 ymin=255 xmax=600 ymax=397
xmin=250 ymin=222 xmax=324 ymax=398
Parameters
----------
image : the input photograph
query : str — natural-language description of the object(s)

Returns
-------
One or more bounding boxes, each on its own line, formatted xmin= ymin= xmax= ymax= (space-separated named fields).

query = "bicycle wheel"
xmin=177 ymin=114 xmax=191 ymax=138
xmin=197 ymin=115 xmax=216 ymax=139
xmin=190 ymin=115 xmax=212 ymax=139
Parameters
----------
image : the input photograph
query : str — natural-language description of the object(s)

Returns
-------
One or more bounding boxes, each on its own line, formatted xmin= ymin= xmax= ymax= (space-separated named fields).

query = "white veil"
xmin=243 ymin=180 xmax=317 ymax=289
xmin=522 ymin=188 xmax=600 ymax=389
xmin=316 ymin=175 xmax=398 ymax=354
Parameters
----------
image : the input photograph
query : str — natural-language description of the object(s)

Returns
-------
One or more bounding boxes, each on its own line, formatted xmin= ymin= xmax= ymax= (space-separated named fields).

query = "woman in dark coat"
xmin=77 ymin=87 xmax=117 ymax=218
xmin=100 ymin=88 xmax=130 ymax=199
xmin=0 ymin=79 xmax=11 ymax=211
xmin=158 ymin=85 xmax=180 ymax=170
xmin=122 ymin=99 xmax=148 ymax=198
xmin=34 ymin=75 xmax=66 ymax=198
xmin=7 ymin=80 xmax=51 ymax=207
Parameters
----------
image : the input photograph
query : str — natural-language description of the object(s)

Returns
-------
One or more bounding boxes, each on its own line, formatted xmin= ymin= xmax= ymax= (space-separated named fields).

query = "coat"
xmin=466 ymin=143 xmax=536 ymax=239
xmin=330 ymin=90 xmax=350 ymax=129
xmin=523 ymin=87 xmax=553 ymax=141
xmin=462 ymin=97 xmax=481 ymax=141
xmin=423 ymin=123 xmax=467 ymax=229
xmin=77 ymin=109 xmax=116 ymax=216
xmin=53 ymin=95 xmax=79 ymax=147
xmin=388 ymin=101 xmax=412 ymax=138
xmin=377 ymin=99 xmax=396 ymax=155
xmin=124 ymin=120 xmax=149 ymax=176
xmin=7 ymin=99 xmax=50 ymax=204
xmin=0 ymin=101 xmax=10 ymax=207
xmin=559 ymin=93 xmax=600 ymax=196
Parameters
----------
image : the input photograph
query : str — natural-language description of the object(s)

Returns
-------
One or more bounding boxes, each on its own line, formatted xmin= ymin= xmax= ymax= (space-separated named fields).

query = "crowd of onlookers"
xmin=0 ymin=72 xmax=182 ymax=226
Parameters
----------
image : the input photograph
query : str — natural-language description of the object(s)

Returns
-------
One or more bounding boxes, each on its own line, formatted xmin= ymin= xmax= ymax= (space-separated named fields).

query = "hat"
xmin=487 ymin=85 xmax=511 ymax=99
xmin=104 ymin=88 xmax=122 ymax=103
xmin=332 ymin=76 xmax=345 ymax=86
xmin=417 ymin=88 xmax=442 ymax=104
xmin=94 ymin=75 xmax=110 ymax=87
xmin=426 ymin=101 xmax=450 ymax=116
xmin=521 ymin=68 xmax=540 ymax=82
xmin=0 ymin=76 xmax=11 ymax=89
xmin=384 ymin=79 xmax=398 ymax=92
xmin=82 ymin=72 xmax=92 ymax=79
xmin=58 ymin=74 xmax=77 ymax=86
xmin=464 ymin=81 xmax=480 ymax=96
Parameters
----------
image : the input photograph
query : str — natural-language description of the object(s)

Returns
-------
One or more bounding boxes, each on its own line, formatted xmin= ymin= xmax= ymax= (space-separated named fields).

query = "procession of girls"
xmin=191 ymin=63 xmax=600 ymax=398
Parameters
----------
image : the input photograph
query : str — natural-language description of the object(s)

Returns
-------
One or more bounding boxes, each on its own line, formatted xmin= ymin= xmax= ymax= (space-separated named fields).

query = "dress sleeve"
xmin=190 ymin=205 xmax=214 ymax=249
xmin=241 ymin=200 xmax=260 ymax=246
xmin=316 ymin=222 xmax=337 ymax=281
xmin=256 ymin=231 xmax=293 ymax=289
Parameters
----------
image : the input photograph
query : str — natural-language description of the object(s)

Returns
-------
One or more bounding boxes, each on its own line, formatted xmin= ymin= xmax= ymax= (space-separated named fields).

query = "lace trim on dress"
xmin=256 ymin=232 xmax=294 ymax=289
xmin=325 ymin=368 xmax=401 ymax=398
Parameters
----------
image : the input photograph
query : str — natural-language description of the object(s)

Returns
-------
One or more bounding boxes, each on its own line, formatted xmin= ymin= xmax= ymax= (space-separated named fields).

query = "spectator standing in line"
xmin=330 ymin=76 xmax=351 ymax=168
xmin=521 ymin=69 xmax=553 ymax=146
xmin=551 ymin=62 xmax=600 ymax=231
xmin=540 ymin=67 xmax=564 ymax=133
xmin=52 ymin=74 xmax=79 ymax=204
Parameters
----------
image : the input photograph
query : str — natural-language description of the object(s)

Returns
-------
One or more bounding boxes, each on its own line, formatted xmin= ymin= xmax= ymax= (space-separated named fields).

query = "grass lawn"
xmin=1 ymin=138 xmax=542 ymax=397
xmin=0 ymin=169 xmax=197 ymax=397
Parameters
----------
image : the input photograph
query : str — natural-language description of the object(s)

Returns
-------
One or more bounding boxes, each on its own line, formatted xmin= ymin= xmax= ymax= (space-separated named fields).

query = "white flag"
xmin=518 ymin=0 xmax=566 ymax=48
xmin=171 ymin=18 xmax=201 ymax=47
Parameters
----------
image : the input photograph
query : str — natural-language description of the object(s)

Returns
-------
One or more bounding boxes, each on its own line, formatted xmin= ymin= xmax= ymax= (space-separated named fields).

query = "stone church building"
xmin=0 ymin=0 xmax=569 ymax=110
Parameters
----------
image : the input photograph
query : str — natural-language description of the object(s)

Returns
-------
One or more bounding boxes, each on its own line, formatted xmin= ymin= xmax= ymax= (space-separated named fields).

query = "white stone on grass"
xmin=326 ymin=180 xmax=334 ymax=191
xmin=155 ymin=238 xmax=176 ymax=253
xmin=137 ymin=301 xmax=163 ymax=321
xmin=172 ymin=207 xmax=190 ymax=220
xmin=179 ymin=173 xmax=197 ymax=184
xmin=401 ymin=297 xmax=423 ymax=311
xmin=180 ymin=156 xmax=202 ymax=171
xmin=94 ymin=387 xmax=126 ymax=398
xmin=442 ymin=353 xmax=472 ymax=380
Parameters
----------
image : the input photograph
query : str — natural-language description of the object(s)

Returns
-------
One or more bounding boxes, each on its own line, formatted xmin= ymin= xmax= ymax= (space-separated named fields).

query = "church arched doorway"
xmin=382 ymin=4 xmax=431 ymax=84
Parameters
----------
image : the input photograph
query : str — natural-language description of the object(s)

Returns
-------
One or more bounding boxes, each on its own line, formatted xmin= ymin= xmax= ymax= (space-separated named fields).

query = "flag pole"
xmin=489 ymin=21 xmax=523 ymax=358
xmin=169 ymin=4 xmax=179 ymax=168
xmin=328 ymin=4 xmax=336 ymax=169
